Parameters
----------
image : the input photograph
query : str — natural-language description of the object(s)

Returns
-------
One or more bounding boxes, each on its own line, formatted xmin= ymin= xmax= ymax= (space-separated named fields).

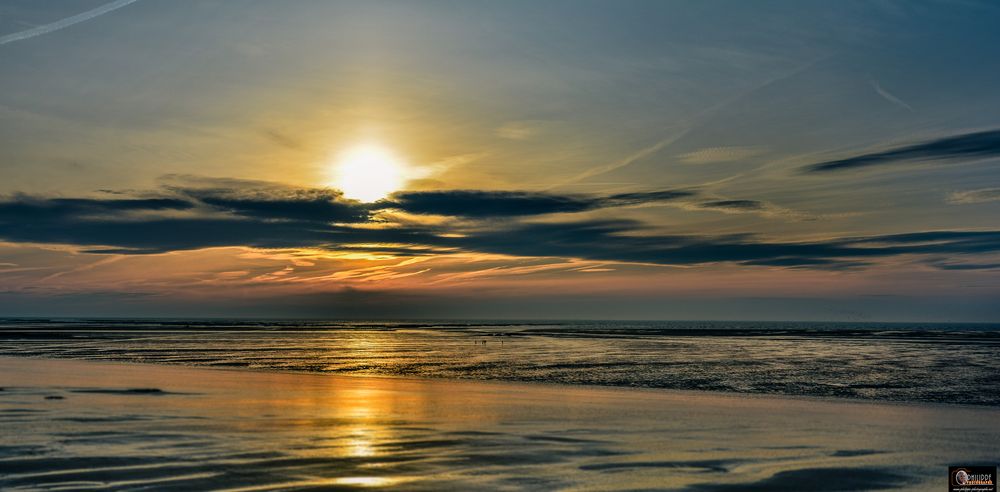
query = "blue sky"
xmin=0 ymin=0 xmax=998 ymax=320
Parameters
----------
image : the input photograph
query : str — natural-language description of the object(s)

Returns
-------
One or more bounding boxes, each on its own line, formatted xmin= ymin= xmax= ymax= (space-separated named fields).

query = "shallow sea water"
xmin=1 ymin=319 xmax=998 ymax=405
xmin=2 ymin=357 xmax=999 ymax=491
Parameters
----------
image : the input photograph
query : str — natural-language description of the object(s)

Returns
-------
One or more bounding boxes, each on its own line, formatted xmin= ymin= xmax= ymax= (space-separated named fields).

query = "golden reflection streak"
xmin=219 ymin=476 xmax=409 ymax=491
xmin=342 ymin=386 xmax=379 ymax=458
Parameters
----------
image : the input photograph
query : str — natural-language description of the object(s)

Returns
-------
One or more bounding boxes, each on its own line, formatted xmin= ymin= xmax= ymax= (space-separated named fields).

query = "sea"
xmin=1 ymin=318 xmax=998 ymax=406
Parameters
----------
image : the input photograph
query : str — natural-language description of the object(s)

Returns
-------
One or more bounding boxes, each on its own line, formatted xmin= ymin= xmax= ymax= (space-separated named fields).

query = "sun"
xmin=330 ymin=143 xmax=408 ymax=202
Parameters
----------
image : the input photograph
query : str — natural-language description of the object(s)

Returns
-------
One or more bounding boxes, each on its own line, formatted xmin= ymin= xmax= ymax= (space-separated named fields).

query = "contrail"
xmin=871 ymin=80 xmax=914 ymax=112
xmin=549 ymin=56 xmax=830 ymax=190
xmin=545 ymin=129 xmax=690 ymax=190
xmin=0 ymin=0 xmax=139 ymax=46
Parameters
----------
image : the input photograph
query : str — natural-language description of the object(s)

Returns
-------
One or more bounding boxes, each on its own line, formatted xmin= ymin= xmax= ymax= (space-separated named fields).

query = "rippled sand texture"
xmin=2 ymin=357 xmax=998 ymax=491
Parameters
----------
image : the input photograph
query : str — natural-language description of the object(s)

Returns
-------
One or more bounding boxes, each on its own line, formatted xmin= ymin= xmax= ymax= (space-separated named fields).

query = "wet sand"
xmin=1 ymin=356 xmax=997 ymax=491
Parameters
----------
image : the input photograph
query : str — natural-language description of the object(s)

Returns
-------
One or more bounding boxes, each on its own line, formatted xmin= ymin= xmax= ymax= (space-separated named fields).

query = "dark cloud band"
xmin=376 ymin=189 xmax=696 ymax=217
xmin=805 ymin=129 xmax=1000 ymax=172
xmin=697 ymin=200 xmax=765 ymax=211
xmin=2 ymin=187 xmax=999 ymax=270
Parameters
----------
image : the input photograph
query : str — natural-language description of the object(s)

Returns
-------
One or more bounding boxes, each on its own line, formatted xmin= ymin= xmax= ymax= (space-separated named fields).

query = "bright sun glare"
xmin=331 ymin=143 xmax=408 ymax=202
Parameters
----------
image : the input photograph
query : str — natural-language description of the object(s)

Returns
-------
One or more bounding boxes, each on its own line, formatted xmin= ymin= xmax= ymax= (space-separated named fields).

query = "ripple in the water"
xmin=1 ymin=318 xmax=998 ymax=405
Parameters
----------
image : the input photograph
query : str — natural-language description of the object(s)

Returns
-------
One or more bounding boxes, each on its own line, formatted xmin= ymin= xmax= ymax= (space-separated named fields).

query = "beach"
xmin=2 ymin=356 xmax=998 ymax=491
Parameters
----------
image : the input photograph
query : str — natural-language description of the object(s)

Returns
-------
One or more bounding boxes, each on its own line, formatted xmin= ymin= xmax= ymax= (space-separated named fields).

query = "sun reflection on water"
xmin=331 ymin=476 xmax=401 ymax=487
xmin=338 ymin=387 xmax=386 ymax=459
xmin=345 ymin=427 xmax=377 ymax=458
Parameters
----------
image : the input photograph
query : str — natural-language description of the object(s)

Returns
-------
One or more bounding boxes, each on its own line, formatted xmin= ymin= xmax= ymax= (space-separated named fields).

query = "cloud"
xmin=947 ymin=187 xmax=1000 ymax=204
xmin=0 ymin=195 xmax=192 ymax=221
xmin=495 ymin=121 xmax=540 ymax=140
xmin=740 ymin=257 xmax=868 ymax=269
xmin=681 ymin=198 xmax=809 ymax=220
xmin=2 ymin=182 xmax=1000 ymax=270
xmin=450 ymin=221 xmax=1000 ymax=269
xmin=381 ymin=190 xmax=593 ymax=217
xmin=804 ymin=129 xmax=1000 ymax=172
xmin=677 ymin=146 xmax=764 ymax=164
xmin=176 ymin=187 xmax=370 ymax=223
xmin=161 ymin=175 xmax=695 ymax=219
xmin=846 ymin=230 xmax=1000 ymax=254
xmin=377 ymin=189 xmax=696 ymax=217
xmin=607 ymin=190 xmax=697 ymax=204
xmin=926 ymin=260 xmax=1000 ymax=271
xmin=697 ymin=200 xmax=766 ymax=212
xmin=260 ymin=129 xmax=303 ymax=150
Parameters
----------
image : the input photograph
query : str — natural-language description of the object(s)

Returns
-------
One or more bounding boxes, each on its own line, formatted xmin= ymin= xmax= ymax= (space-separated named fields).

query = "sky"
xmin=1 ymin=0 xmax=999 ymax=321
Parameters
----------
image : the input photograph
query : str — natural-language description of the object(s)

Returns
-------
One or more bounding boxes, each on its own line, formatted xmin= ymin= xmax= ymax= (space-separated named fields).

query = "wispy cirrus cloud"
xmin=495 ymin=121 xmax=541 ymax=140
xmin=804 ymin=129 xmax=1000 ymax=173
xmin=677 ymin=146 xmax=764 ymax=164
xmin=680 ymin=198 xmax=811 ymax=221
xmin=947 ymin=187 xmax=1000 ymax=204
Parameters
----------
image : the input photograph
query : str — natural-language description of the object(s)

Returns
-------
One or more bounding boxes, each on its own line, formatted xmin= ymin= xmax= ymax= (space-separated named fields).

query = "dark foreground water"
xmin=1 ymin=319 xmax=998 ymax=406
